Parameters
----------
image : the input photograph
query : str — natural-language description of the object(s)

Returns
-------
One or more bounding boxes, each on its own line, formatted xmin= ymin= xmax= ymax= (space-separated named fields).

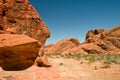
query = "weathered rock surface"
xmin=85 ymin=28 xmax=105 ymax=42
xmin=0 ymin=0 xmax=51 ymax=70
xmin=45 ymin=26 xmax=120 ymax=54
xmin=0 ymin=34 xmax=39 ymax=70
xmin=34 ymin=55 xmax=52 ymax=67
xmin=84 ymin=26 xmax=120 ymax=54
xmin=45 ymin=38 xmax=80 ymax=54
xmin=0 ymin=0 xmax=50 ymax=45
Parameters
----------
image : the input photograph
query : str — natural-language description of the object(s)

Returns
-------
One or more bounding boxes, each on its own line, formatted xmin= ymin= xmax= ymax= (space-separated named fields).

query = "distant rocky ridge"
xmin=45 ymin=26 xmax=120 ymax=54
xmin=45 ymin=38 xmax=80 ymax=54
xmin=0 ymin=0 xmax=51 ymax=70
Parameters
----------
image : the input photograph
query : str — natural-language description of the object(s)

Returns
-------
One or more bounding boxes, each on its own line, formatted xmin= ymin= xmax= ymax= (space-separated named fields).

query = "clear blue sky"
xmin=29 ymin=0 xmax=120 ymax=44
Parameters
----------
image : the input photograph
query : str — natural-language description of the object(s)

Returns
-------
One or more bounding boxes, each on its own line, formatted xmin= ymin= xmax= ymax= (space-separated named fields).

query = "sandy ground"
xmin=0 ymin=57 xmax=120 ymax=80
xmin=50 ymin=58 xmax=120 ymax=80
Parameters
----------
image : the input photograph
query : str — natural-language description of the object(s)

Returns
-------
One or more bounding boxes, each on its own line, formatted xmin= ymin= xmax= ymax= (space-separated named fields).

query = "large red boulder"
xmin=0 ymin=0 xmax=51 ymax=70
xmin=0 ymin=34 xmax=39 ymax=70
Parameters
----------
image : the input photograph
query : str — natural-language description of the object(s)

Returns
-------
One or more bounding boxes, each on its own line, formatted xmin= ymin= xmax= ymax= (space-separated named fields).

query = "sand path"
xmin=0 ymin=58 xmax=120 ymax=80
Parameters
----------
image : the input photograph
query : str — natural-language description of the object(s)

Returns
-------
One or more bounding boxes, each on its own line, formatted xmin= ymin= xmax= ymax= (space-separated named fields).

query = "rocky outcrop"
xmin=0 ymin=0 xmax=51 ymax=70
xmin=0 ymin=0 xmax=50 ymax=45
xmin=0 ymin=34 xmax=39 ymax=70
xmin=45 ymin=26 xmax=120 ymax=54
xmin=84 ymin=26 xmax=120 ymax=54
xmin=45 ymin=38 xmax=80 ymax=54
xmin=85 ymin=28 xmax=105 ymax=42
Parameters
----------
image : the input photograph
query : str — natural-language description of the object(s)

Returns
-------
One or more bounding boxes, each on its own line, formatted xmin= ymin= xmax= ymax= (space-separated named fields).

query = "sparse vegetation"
xmin=59 ymin=62 xmax=64 ymax=66
xmin=46 ymin=53 xmax=120 ymax=65
xmin=101 ymin=64 xmax=111 ymax=68
xmin=3 ymin=76 xmax=15 ymax=80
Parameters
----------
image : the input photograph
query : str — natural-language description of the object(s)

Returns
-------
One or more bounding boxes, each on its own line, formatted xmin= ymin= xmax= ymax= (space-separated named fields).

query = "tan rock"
xmin=35 ymin=55 xmax=52 ymax=67
xmin=34 ymin=47 xmax=52 ymax=67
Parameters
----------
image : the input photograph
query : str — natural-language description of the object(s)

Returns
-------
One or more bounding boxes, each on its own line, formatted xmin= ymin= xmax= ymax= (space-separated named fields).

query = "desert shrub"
xmin=46 ymin=53 xmax=62 ymax=58
xmin=101 ymin=64 xmax=111 ymax=68
xmin=59 ymin=62 xmax=64 ymax=66
xmin=3 ymin=76 xmax=15 ymax=80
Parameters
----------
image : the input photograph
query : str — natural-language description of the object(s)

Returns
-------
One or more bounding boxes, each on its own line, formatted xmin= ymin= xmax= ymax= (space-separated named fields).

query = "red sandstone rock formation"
xmin=0 ymin=34 xmax=39 ymax=70
xmin=45 ymin=26 xmax=120 ymax=54
xmin=45 ymin=38 xmax=80 ymax=54
xmin=0 ymin=0 xmax=51 ymax=70
xmin=0 ymin=0 xmax=50 ymax=45
xmin=84 ymin=26 xmax=120 ymax=54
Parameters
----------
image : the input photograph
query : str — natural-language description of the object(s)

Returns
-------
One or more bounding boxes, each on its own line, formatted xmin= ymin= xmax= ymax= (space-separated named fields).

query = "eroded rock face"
xmin=0 ymin=0 xmax=50 ymax=45
xmin=0 ymin=34 xmax=39 ymax=70
xmin=0 ymin=0 xmax=51 ymax=70
xmin=45 ymin=26 xmax=120 ymax=54
xmin=85 ymin=28 xmax=105 ymax=42
xmin=84 ymin=26 xmax=120 ymax=54
xmin=45 ymin=38 xmax=80 ymax=54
